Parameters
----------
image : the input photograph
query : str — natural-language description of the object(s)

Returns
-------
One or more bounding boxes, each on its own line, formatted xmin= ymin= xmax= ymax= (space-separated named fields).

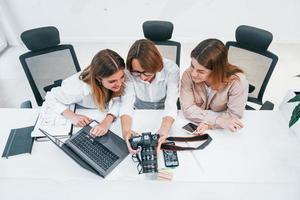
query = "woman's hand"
xmin=90 ymin=122 xmax=109 ymax=137
xmin=193 ymin=123 xmax=209 ymax=135
xmin=124 ymin=130 xmax=140 ymax=154
xmin=89 ymin=114 xmax=116 ymax=137
xmin=156 ymin=127 xmax=169 ymax=152
xmin=216 ymin=116 xmax=244 ymax=132
xmin=70 ymin=114 xmax=92 ymax=127
xmin=156 ymin=116 xmax=173 ymax=152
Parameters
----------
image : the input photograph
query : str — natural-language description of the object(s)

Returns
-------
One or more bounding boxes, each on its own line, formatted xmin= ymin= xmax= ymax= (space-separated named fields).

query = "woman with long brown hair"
xmin=120 ymin=39 xmax=180 ymax=153
xmin=45 ymin=49 xmax=125 ymax=136
xmin=180 ymin=39 xmax=248 ymax=134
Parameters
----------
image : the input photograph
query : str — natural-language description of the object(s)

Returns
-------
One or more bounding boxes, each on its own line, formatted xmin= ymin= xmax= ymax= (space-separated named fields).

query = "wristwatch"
xmin=106 ymin=113 xmax=117 ymax=122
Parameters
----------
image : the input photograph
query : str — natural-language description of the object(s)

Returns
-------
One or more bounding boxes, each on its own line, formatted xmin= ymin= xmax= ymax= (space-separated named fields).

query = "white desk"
xmin=1 ymin=108 xmax=300 ymax=200
xmin=191 ymin=111 xmax=300 ymax=183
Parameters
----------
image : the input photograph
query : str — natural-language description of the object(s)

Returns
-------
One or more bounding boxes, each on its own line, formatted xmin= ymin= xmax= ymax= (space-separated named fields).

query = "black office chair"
xmin=143 ymin=20 xmax=181 ymax=109
xmin=19 ymin=26 xmax=81 ymax=106
xmin=226 ymin=25 xmax=278 ymax=110
xmin=143 ymin=20 xmax=181 ymax=67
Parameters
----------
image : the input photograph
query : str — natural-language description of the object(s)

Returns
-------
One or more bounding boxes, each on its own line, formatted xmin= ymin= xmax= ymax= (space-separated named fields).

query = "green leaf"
xmin=288 ymin=94 xmax=300 ymax=103
xmin=289 ymin=103 xmax=300 ymax=127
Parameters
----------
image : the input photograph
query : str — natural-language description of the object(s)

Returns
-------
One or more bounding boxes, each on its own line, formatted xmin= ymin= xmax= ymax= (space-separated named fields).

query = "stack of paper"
xmin=31 ymin=103 xmax=75 ymax=138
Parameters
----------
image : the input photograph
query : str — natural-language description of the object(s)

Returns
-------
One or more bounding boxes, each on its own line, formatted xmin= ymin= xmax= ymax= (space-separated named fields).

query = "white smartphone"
xmin=89 ymin=120 xmax=99 ymax=128
xmin=182 ymin=123 xmax=198 ymax=134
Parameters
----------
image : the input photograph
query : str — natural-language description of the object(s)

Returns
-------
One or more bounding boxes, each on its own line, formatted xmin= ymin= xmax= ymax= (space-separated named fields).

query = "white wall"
xmin=0 ymin=0 xmax=20 ymax=46
xmin=2 ymin=0 xmax=300 ymax=45
xmin=0 ymin=29 xmax=7 ymax=52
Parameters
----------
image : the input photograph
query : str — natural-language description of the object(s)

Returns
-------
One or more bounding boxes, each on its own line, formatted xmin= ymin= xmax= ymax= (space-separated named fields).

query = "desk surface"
xmin=1 ymin=108 xmax=300 ymax=200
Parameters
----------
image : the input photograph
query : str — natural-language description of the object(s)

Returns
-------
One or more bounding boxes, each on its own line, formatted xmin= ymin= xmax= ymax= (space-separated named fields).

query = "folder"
xmin=2 ymin=126 xmax=34 ymax=158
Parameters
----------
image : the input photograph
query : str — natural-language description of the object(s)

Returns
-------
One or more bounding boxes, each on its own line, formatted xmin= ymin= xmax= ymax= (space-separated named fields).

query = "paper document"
xmin=31 ymin=103 xmax=75 ymax=137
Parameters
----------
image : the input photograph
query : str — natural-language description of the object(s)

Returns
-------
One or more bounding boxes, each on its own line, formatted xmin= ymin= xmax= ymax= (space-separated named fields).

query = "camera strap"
xmin=161 ymin=134 xmax=212 ymax=151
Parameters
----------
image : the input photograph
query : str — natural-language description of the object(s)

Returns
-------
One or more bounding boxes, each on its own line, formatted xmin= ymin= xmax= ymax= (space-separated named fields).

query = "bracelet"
xmin=106 ymin=113 xmax=117 ymax=122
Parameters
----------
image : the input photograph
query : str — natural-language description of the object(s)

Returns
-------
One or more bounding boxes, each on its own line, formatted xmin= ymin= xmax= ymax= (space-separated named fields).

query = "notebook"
xmin=2 ymin=126 xmax=34 ymax=158
xmin=39 ymin=121 xmax=129 ymax=177
xmin=31 ymin=103 xmax=75 ymax=138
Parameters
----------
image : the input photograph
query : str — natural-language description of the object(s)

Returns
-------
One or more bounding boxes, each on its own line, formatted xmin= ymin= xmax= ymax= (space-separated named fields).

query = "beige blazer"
xmin=180 ymin=67 xmax=249 ymax=128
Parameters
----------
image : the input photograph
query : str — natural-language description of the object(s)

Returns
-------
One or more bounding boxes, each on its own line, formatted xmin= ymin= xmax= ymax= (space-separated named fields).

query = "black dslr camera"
xmin=129 ymin=132 xmax=160 ymax=174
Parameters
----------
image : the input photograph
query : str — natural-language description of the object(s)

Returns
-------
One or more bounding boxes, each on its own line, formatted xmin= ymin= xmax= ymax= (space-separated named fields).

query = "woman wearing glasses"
xmin=120 ymin=39 xmax=180 ymax=153
xmin=45 ymin=49 xmax=125 ymax=137
xmin=180 ymin=39 xmax=248 ymax=134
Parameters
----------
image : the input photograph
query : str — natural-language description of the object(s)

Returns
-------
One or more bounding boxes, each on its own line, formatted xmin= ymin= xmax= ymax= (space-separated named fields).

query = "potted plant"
xmin=279 ymin=90 xmax=300 ymax=135
xmin=288 ymin=93 xmax=300 ymax=127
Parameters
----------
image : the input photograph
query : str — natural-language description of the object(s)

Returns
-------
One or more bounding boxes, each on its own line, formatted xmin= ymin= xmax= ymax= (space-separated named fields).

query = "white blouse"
xmin=120 ymin=58 xmax=180 ymax=119
xmin=44 ymin=72 xmax=120 ymax=116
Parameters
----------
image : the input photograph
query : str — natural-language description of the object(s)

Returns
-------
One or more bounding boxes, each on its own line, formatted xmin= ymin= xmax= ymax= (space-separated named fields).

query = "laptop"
xmin=39 ymin=120 xmax=129 ymax=178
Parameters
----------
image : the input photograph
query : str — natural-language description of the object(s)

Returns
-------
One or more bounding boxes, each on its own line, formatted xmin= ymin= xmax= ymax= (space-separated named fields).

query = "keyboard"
xmin=69 ymin=132 xmax=119 ymax=171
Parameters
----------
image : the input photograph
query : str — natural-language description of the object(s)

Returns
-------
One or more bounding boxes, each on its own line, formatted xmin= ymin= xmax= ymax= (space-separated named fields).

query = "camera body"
xmin=129 ymin=132 xmax=160 ymax=173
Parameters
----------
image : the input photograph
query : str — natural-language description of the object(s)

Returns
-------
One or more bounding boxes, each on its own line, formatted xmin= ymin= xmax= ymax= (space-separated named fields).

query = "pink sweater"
xmin=180 ymin=67 xmax=249 ymax=128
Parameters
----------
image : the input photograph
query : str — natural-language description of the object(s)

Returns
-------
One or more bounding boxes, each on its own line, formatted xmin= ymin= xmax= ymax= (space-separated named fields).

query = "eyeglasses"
xmin=130 ymin=70 xmax=154 ymax=77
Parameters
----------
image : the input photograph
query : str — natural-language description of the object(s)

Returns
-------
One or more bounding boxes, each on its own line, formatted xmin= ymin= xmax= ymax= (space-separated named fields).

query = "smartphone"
xmin=85 ymin=120 xmax=99 ymax=139
xmin=163 ymin=142 xmax=179 ymax=168
xmin=182 ymin=122 xmax=198 ymax=134
xmin=88 ymin=120 xmax=99 ymax=128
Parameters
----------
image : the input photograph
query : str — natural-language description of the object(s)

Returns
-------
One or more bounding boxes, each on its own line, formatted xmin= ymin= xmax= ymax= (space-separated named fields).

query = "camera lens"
xmin=141 ymin=146 xmax=158 ymax=173
xmin=130 ymin=133 xmax=159 ymax=174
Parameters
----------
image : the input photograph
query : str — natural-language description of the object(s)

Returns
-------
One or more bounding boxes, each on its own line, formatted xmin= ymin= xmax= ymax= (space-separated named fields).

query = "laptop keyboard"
xmin=70 ymin=132 xmax=119 ymax=171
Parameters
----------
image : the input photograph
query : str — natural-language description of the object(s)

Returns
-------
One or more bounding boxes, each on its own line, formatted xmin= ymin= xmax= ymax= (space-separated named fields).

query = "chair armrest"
xmin=176 ymin=98 xmax=181 ymax=110
xmin=43 ymin=79 xmax=63 ymax=92
xmin=54 ymin=79 xmax=63 ymax=85
xmin=245 ymin=104 xmax=256 ymax=110
xmin=245 ymin=99 xmax=274 ymax=110
xmin=259 ymin=101 xmax=274 ymax=110
xmin=249 ymin=84 xmax=255 ymax=93
xmin=20 ymin=100 xmax=32 ymax=108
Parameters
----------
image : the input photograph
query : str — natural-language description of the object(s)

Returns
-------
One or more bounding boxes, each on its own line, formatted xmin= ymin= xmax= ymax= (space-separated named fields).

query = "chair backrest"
xmin=143 ymin=20 xmax=181 ymax=66
xmin=19 ymin=26 xmax=81 ymax=106
xmin=226 ymin=25 xmax=278 ymax=104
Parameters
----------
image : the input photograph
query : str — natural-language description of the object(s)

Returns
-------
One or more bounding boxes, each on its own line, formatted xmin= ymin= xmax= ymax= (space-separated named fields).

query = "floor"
xmin=0 ymin=42 xmax=299 ymax=109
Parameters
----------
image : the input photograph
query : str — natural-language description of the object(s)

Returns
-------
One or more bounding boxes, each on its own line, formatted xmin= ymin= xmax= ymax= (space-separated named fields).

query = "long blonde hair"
xmin=79 ymin=49 xmax=125 ymax=110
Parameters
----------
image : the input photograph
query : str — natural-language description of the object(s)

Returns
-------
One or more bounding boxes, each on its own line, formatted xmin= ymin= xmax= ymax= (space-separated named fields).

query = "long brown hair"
xmin=126 ymin=39 xmax=163 ymax=73
xmin=191 ymin=39 xmax=243 ymax=90
xmin=79 ymin=49 xmax=125 ymax=111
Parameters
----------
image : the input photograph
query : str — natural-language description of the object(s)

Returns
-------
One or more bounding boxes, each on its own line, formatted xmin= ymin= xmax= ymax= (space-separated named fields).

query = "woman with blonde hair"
xmin=45 ymin=49 xmax=125 ymax=136
xmin=180 ymin=39 xmax=248 ymax=134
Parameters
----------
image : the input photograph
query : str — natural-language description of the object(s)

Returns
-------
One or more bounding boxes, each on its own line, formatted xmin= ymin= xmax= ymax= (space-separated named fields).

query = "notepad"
xmin=31 ymin=103 xmax=75 ymax=138
xmin=157 ymin=168 xmax=173 ymax=181
xmin=2 ymin=126 xmax=34 ymax=158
